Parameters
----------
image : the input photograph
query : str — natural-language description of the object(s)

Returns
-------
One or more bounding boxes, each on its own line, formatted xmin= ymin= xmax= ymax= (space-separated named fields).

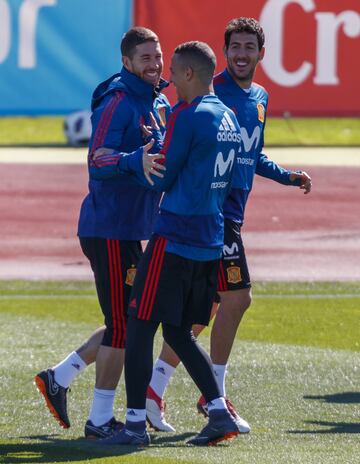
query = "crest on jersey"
xmin=157 ymin=106 xmax=167 ymax=128
xmin=125 ymin=267 xmax=137 ymax=286
xmin=257 ymin=103 xmax=265 ymax=123
xmin=227 ymin=266 xmax=242 ymax=284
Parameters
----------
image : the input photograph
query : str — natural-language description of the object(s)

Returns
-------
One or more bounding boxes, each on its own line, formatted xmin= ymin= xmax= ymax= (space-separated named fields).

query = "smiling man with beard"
xmin=35 ymin=26 xmax=170 ymax=439
xmin=147 ymin=17 xmax=312 ymax=433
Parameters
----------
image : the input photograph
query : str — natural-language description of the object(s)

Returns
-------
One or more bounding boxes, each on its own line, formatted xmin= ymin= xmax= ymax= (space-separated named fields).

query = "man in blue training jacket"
xmin=147 ymin=17 xmax=312 ymax=433
xmin=35 ymin=26 xmax=170 ymax=439
xmin=99 ymin=40 xmax=243 ymax=446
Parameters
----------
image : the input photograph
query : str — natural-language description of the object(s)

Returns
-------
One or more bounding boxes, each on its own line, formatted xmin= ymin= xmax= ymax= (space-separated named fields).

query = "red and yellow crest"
xmin=125 ymin=267 xmax=137 ymax=286
xmin=257 ymin=103 xmax=265 ymax=123
xmin=227 ymin=266 xmax=242 ymax=284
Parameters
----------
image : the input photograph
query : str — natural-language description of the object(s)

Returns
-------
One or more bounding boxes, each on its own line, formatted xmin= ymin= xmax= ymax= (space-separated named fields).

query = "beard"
xmin=228 ymin=61 xmax=256 ymax=84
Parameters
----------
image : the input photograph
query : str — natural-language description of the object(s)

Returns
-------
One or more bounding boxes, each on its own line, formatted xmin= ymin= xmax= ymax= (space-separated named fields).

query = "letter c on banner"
xmin=260 ymin=0 xmax=314 ymax=87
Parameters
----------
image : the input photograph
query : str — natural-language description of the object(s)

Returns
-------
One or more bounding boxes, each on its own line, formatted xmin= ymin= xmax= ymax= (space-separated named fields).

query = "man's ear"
xmin=259 ymin=47 xmax=265 ymax=61
xmin=223 ymin=45 xmax=227 ymax=58
xmin=185 ymin=66 xmax=194 ymax=81
xmin=122 ymin=56 xmax=132 ymax=71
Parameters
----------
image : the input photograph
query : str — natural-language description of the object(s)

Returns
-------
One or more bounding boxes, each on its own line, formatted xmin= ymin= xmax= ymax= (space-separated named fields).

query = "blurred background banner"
xmin=0 ymin=0 xmax=132 ymax=115
xmin=135 ymin=0 xmax=360 ymax=116
xmin=1 ymin=0 xmax=359 ymax=116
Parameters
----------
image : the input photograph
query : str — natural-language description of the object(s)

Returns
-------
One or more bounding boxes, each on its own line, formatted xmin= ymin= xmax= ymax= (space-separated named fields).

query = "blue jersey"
xmin=214 ymin=69 xmax=300 ymax=224
xmin=77 ymin=67 xmax=170 ymax=240
xmin=119 ymin=95 xmax=241 ymax=260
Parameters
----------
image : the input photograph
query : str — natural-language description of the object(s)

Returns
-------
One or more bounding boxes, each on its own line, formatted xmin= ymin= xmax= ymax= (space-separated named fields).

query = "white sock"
xmin=207 ymin=396 xmax=227 ymax=412
xmin=88 ymin=388 xmax=116 ymax=426
xmin=126 ymin=408 xmax=146 ymax=422
xmin=52 ymin=351 xmax=87 ymax=388
xmin=149 ymin=359 xmax=176 ymax=398
xmin=213 ymin=363 xmax=227 ymax=397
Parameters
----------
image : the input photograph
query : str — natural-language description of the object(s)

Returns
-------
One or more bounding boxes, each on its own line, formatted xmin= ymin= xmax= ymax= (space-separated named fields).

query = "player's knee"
xmin=162 ymin=324 xmax=178 ymax=350
xmin=162 ymin=323 xmax=192 ymax=352
xmin=102 ymin=326 xmax=126 ymax=349
xmin=230 ymin=288 xmax=252 ymax=315
xmin=241 ymin=290 xmax=252 ymax=312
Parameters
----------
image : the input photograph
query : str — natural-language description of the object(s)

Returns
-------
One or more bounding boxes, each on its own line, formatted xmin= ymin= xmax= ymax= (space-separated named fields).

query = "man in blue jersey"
xmin=146 ymin=17 xmax=312 ymax=432
xmin=98 ymin=41 xmax=242 ymax=446
xmin=34 ymin=27 xmax=170 ymax=439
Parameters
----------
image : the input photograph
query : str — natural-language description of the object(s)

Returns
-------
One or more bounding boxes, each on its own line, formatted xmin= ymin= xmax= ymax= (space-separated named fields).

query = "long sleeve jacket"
xmin=78 ymin=67 xmax=170 ymax=240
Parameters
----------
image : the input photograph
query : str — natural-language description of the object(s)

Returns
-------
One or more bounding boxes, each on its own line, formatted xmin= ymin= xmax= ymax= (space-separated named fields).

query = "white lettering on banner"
xmin=260 ymin=0 xmax=314 ymax=87
xmin=260 ymin=0 xmax=360 ymax=87
xmin=314 ymin=11 xmax=360 ymax=85
xmin=0 ymin=0 xmax=11 ymax=63
xmin=19 ymin=0 xmax=57 ymax=68
xmin=0 ymin=0 xmax=57 ymax=68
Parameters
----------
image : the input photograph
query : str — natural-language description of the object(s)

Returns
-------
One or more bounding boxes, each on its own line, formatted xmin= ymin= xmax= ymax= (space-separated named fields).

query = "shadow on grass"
xmin=288 ymin=421 xmax=360 ymax=434
xmin=0 ymin=432 xmax=195 ymax=463
xmin=303 ymin=391 xmax=360 ymax=404
xmin=288 ymin=392 xmax=360 ymax=434
xmin=151 ymin=432 xmax=194 ymax=446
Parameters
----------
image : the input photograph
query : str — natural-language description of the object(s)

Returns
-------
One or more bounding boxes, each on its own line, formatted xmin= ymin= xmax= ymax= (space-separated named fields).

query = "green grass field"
xmin=0 ymin=281 xmax=359 ymax=464
xmin=0 ymin=116 xmax=360 ymax=146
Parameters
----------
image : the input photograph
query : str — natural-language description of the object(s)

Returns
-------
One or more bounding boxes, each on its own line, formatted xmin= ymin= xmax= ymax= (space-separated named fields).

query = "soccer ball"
xmin=64 ymin=110 xmax=92 ymax=146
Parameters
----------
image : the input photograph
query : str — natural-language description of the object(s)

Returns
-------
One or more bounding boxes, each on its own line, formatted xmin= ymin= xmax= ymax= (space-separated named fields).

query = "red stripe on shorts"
xmin=114 ymin=240 xmax=126 ymax=347
xmin=217 ymin=260 xmax=228 ymax=292
xmin=107 ymin=240 xmax=126 ymax=348
xmin=138 ymin=237 xmax=167 ymax=320
xmin=107 ymin=240 xmax=118 ymax=347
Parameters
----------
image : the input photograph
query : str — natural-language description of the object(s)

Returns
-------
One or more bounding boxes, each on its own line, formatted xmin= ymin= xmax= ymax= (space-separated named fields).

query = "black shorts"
xmin=128 ymin=235 xmax=219 ymax=327
xmin=217 ymin=219 xmax=251 ymax=292
xmin=79 ymin=237 xmax=143 ymax=348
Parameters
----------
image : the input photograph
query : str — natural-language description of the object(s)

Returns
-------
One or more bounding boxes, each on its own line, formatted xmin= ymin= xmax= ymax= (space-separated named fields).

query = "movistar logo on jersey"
xmin=217 ymin=112 xmax=241 ymax=143
xmin=238 ymin=126 xmax=261 ymax=153
xmin=237 ymin=157 xmax=254 ymax=166
xmin=211 ymin=149 xmax=235 ymax=189
xmin=214 ymin=150 xmax=235 ymax=177
xmin=223 ymin=242 xmax=239 ymax=256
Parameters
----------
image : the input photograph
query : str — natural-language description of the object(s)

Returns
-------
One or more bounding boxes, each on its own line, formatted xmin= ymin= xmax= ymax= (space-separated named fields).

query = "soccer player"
xmin=99 ymin=40 xmax=242 ymax=446
xmin=146 ymin=17 xmax=312 ymax=432
xmin=34 ymin=27 xmax=170 ymax=439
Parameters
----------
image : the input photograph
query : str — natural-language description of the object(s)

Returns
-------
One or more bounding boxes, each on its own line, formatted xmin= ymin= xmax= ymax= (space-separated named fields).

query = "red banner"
xmin=135 ymin=0 xmax=360 ymax=116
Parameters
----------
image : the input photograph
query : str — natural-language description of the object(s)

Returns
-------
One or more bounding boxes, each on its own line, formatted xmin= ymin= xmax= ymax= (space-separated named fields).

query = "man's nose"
xmin=236 ymin=47 xmax=247 ymax=57
xmin=150 ymin=60 xmax=160 ymax=69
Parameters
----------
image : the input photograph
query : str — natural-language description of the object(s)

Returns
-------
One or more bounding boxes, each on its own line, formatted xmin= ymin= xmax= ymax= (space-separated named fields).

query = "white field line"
xmin=0 ymin=294 xmax=359 ymax=300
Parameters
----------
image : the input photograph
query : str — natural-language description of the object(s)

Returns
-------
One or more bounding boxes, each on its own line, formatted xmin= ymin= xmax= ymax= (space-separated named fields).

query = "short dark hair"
xmin=174 ymin=41 xmax=216 ymax=85
xmin=224 ymin=17 xmax=265 ymax=50
xmin=121 ymin=26 xmax=159 ymax=58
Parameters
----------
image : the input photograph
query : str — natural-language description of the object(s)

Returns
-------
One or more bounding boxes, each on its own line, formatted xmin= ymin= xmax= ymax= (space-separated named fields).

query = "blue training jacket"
xmin=118 ymin=94 xmax=241 ymax=259
xmin=77 ymin=67 xmax=170 ymax=240
xmin=214 ymin=69 xmax=301 ymax=224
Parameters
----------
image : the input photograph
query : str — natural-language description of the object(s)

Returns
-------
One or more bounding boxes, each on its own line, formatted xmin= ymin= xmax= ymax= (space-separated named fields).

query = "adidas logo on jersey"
xmin=217 ymin=112 xmax=241 ymax=143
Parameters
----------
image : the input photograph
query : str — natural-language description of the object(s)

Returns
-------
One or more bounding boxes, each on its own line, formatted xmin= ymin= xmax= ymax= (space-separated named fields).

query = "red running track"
xmin=0 ymin=163 xmax=359 ymax=281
